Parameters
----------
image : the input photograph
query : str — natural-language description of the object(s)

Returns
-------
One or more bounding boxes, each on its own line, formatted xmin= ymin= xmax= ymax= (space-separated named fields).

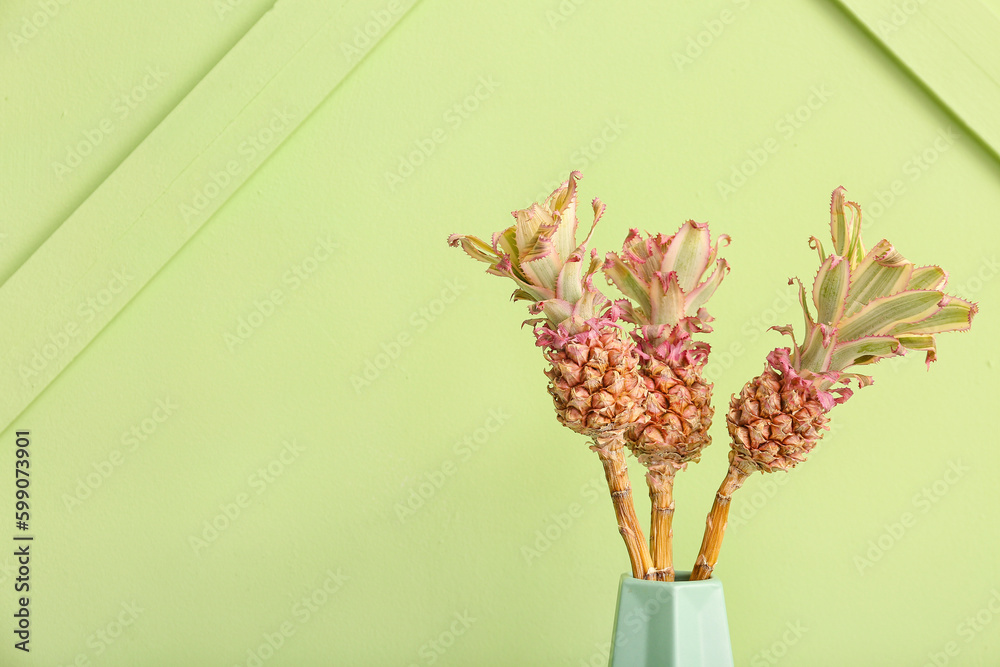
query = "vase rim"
xmin=621 ymin=571 xmax=723 ymax=586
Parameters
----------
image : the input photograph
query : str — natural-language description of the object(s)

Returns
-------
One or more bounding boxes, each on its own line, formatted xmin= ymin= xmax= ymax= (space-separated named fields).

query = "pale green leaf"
xmin=556 ymin=257 xmax=584 ymax=303
xmin=797 ymin=320 xmax=830 ymax=372
xmin=661 ymin=221 xmax=711 ymax=292
xmin=836 ymin=290 xmax=943 ymax=341
xmin=449 ymin=234 xmax=497 ymax=264
xmin=511 ymin=289 xmax=535 ymax=302
xmin=551 ymin=178 xmax=579 ymax=264
xmin=897 ymin=334 xmax=938 ymax=367
xmin=569 ymin=289 xmax=603 ymax=322
xmin=496 ymin=227 xmax=519 ymax=263
xmin=907 ymin=265 xmax=948 ymax=291
xmin=844 ymin=200 xmax=866 ymax=266
xmin=830 ymin=187 xmax=849 ymax=257
xmin=603 ymin=253 xmax=651 ymax=316
xmin=649 ymin=271 xmax=685 ymax=326
xmin=521 ymin=252 xmax=561 ymax=291
xmin=684 ymin=258 xmax=729 ymax=316
xmin=828 ymin=335 xmax=901 ymax=372
xmin=571 ymin=198 xmax=604 ymax=260
xmin=897 ymin=334 xmax=935 ymax=351
xmin=539 ymin=298 xmax=574 ymax=324
xmin=845 ymin=240 xmax=913 ymax=316
xmin=514 ymin=204 xmax=548 ymax=251
xmin=584 ymin=249 xmax=603 ymax=280
xmin=809 ymin=236 xmax=826 ymax=264
xmin=813 ymin=254 xmax=850 ymax=324
xmin=703 ymin=233 xmax=731 ymax=272
xmin=889 ymin=297 xmax=976 ymax=335
xmin=485 ymin=263 xmax=549 ymax=300
xmin=520 ymin=228 xmax=562 ymax=290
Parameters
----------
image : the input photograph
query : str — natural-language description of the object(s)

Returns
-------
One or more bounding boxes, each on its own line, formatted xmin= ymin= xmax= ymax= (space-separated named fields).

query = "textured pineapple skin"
xmin=543 ymin=326 xmax=647 ymax=439
xmin=726 ymin=365 xmax=830 ymax=472
xmin=629 ymin=357 xmax=714 ymax=468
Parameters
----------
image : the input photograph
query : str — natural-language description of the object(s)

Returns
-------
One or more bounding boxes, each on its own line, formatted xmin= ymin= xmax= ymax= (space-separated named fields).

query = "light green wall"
xmin=1 ymin=0 xmax=997 ymax=665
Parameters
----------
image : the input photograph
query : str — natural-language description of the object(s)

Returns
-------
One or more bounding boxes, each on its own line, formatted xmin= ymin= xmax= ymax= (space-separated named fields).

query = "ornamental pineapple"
xmin=604 ymin=223 xmax=730 ymax=580
xmin=448 ymin=172 xmax=653 ymax=578
xmin=691 ymin=187 xmax=977 ymax=580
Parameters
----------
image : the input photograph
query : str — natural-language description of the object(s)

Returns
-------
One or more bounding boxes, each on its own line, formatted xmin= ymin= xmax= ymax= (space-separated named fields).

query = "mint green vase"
xmin=607 ymin=572 xmax=734 ymax=666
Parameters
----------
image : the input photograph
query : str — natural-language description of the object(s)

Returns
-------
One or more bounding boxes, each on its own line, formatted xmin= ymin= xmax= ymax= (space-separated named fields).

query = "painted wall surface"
xmin=1 ymin=0 xmax=997 ymax=665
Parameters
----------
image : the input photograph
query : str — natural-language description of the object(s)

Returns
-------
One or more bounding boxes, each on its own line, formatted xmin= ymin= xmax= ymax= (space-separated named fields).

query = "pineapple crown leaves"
xmin=448 ymin=171 xmax=612 ymax=337
xmin=769 ymin=187 xmax=978 ymax=409
xmin=602 ymin=222 xmax=730 ymax=364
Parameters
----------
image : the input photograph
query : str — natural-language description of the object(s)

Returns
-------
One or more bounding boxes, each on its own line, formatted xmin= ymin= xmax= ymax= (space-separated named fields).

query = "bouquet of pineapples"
xmin=448 ymin=175 xmax=976 ymax=582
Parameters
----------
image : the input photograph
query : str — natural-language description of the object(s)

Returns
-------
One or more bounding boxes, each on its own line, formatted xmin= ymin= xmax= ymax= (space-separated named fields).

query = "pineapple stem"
xmin=646 ymin=463 xmax=680 ymax=581
xmin=690 ymin=450 xmax=756 ymax=581
xmin=593 ymin=436 xmax=653 ymax=579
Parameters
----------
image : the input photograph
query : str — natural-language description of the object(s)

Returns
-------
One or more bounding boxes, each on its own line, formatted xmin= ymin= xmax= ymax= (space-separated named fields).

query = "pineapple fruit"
xmin=603 ymin=223 xmax=730 ymax=580
xmin=690 ymin=187 xmax=977 ymax=581
xmin=448 ymin=172 xmax=653 ymax=578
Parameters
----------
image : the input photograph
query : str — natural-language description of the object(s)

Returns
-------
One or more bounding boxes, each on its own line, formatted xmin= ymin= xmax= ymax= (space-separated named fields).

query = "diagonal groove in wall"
xmin=831 ymin=0 xmax=1000 ymax=167
xmin=0 ymin=0 xmax=422 ymax=433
